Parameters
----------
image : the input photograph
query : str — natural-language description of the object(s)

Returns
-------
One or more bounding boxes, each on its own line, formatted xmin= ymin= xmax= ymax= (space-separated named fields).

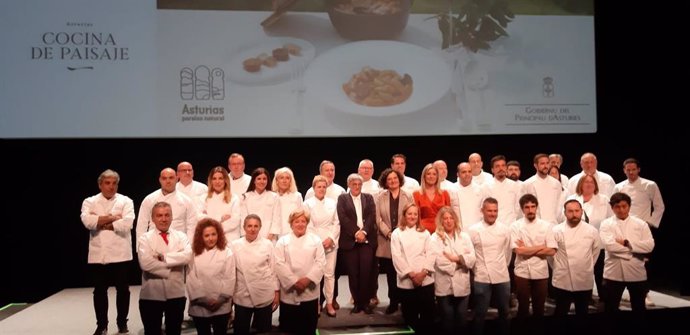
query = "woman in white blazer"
xmin=186 ymin=218 xmax=235 ymax=335
xmin=430 ymin=206 xmax=476 ymax=334
xmin=272 ymin=167 xmax=304 ymax=237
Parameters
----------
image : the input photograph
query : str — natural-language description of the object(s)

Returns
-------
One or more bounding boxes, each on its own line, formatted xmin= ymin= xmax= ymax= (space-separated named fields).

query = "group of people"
xmin=80 ymin=152 xmax=664 ymax=335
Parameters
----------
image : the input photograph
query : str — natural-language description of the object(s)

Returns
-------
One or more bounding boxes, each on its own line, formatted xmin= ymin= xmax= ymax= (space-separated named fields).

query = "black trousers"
xmin=91 ymin=261 xmax=130 ymax=328
xmin=233 ymin=303 xmax=273 ymax=334
xmin=139 ymin=297 xmax=186 ymax=335
xmin=192 ymin=313 xmax=230 ymax=335
xmin=279 ymin=299 xmax=318 ymax=334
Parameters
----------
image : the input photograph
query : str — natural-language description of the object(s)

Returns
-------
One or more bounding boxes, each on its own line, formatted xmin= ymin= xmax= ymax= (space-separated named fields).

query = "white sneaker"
xmin=645 ymin=296 xmax=655 ymax=307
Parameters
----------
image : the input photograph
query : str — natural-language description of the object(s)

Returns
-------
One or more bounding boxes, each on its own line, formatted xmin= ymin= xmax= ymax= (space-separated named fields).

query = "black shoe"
xmin=351 ymin=305 xmax=363 ymax=314
xmin=363 ymin=306 xmax=374 ymax=314
xmin=385 ymin=304 xmax=399 ymax=314
xmin=92 ymin=326 xmax=107 ymax=335
xmin=117 ymin=324 xmax=129 ymax=334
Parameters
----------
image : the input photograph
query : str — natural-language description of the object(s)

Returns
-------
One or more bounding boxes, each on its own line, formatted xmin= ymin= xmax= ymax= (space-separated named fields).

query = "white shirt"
xmin=523 ymin=174 xmax=564 ymax=224
xmin=274 ymin=232 xmax=326 ymax=304
xmin=241 ymin=190 xmax=281 ymax=239
xmin=440 ymin=180 xmax=462 ymax=222
xmin=600 ymin=215 xmax=654 ymax=282
xmin=391 ymin=227 xmax=435 ymax=289
xmin=81 ymin=193 xmax=135 ymax=264
xmin=232 ymin=236 xmax=279 ymax=308
xmin=566 ymin=194 xmax=612 ymax=232
xmin=229 ymin=173 xmax=251 ymax=197
xmin=277 ymin=192 xmax=304 ymax=236
xmin=137 ymin=228 xmax=192 ymax=301
xmin=186 ymin=247 xmax=236 ymax=317
xmin=551 ymin=221 xmax=601 ymax=291
xmin=430 ymin=231 xmax=476 ymax=297
xmin=204 ymin=192 xmax=241 ymax=242
xmin=567 ymin=170 xmax=616 ymax=197
xmin=176 ymin=180 xmax=207 ymax=212
xmin=468 ymin=221 xmax=511 ymax=284
xmin=304 ymin=183 xmax=346 ymax=202
xmin=136 ymin=189 xmax=199 ymax=248
xmin=303 ymin=196 xmax=340 ymax=252
xmin=481 ymin=178 xmax=523 ymax=225
xmin=401 ymin=175 xmax=420 ymax=194
xmin=471 ymin=171 xmax=493 ymax=186
xmin=510 ymin=218 xmax=556 ymax=279
xmin=361 ymin=179 xmax=382 ymax=197
xmin=614 ymin=177 xmax=665 ymax=228
xmin=455 ymin=182 xmax=487 ymax=228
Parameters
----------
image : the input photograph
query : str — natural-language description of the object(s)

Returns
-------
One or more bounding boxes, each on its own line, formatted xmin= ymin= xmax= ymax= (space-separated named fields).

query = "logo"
xmin=180 ymin=66 xmax=225 ymax=100
xmin=543 ymin=77 xmax=554 ymax=98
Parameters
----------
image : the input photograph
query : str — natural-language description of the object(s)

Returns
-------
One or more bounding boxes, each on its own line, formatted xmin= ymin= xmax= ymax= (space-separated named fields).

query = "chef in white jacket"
xmin=202 ymin=166 xmax=241 ymax=242
xmin=468 ymin=197 xmax=512 ymax=335
xmin=430 ymin=206 xmax=476 ymax=334
xmin=274 ymin=209 xmax=326 ymax=335
xmin=391 ymin=203 xmax=435 ymax=334
xmin=80 ymin=169 xmax=135 ymax=335
xmin=600 ymin=192 xmax=654 ymax=313
xmin=186 ymin=218 xmax=235 ymax=335
xmin=303 ymin=175 xmax=340 ymax=317
xmin=231 ymin=214 xmax=280 ymax=335
xmin=552 ymin=199 xmax=601 ymax=317
xmin=137 ymin=202 xmax=193 ymax=335
xmin=240 ymin=168 xmax=282 ymax=241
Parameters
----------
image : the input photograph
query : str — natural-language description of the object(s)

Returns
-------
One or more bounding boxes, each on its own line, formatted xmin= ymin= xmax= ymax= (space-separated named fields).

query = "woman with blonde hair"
xmin=430 ymin=206 xmax=475 ymax=334
xmin=413 ymin=164 xmax=451 ymax=233
xmin=391 ymin=203 xmax=435 ymax=333
xmin=203 ymin=166 xmax=241 ymax=242
xmin=271 ymin=167 xmax=303 ymax=237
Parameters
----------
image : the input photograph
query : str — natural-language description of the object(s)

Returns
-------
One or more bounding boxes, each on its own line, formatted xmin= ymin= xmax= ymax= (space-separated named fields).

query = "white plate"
xmin=227 ymin=37 xmax=315 ymax=86
xmin=304 ymin=40 xmax=451 ymax=116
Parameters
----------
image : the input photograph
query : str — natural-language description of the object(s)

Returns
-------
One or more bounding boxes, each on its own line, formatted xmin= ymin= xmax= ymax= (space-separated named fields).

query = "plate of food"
xmin=227 ymin=37 xmax=316 ymax=86
xmin=304 ymin=40 xmax=451 ymax=116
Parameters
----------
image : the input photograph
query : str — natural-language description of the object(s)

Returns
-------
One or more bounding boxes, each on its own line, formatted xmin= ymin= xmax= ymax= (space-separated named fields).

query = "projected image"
xmin=0 ymin=0 xmax=595 ymax=138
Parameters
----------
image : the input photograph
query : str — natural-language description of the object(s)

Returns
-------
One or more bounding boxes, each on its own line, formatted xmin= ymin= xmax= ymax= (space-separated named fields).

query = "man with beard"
xmin=523 ymin=153 xmax=564 ymax=225
xmin=480 ymin=155 xmax=523 ymax=225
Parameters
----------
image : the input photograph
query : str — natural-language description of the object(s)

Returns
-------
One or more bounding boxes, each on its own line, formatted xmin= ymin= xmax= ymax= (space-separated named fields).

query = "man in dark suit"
xmin=337 ymin=173 xmax=378 ymax=314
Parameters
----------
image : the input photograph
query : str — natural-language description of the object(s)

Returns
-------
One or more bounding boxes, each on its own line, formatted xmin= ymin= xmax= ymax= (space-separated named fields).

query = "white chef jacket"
xmin=176 ymin=180 xmax=208 ymax=213
xmin=204 ymin=192 xmax=241 ymax=242
xmin=481 ymin=178 xmax=523 ymax=225
xmin=551 ymin=221 xmax=601 ymax=291
xmin=455 ymin=182 xmax=487 ymax=228
xmin=186 ymin=246 xmax=236 ymax=317
xmin=510 ymin=218 xmax=556 ymax=280
xmin=440 ymin=180 xmax=462 ymax=223
xmin=600 ymin=215 xmax=654 ymax=282
xmin=277 ymin=192 xmax=303 ymax=236
xmin=229 ymin=173 xmax=251 ymax=197
xmin=361 ymin=179 xmax=382 ymax=197
xmin=471 ymin=171 xmax=493 ymax=186
xmin=137 ymin=228 xmax=192 ymax=301
xmin=304 ymin=183 xmax=346 ymax=201
xmin=136 ymin=189 xmax=199 ymax=248
xmin=274 ymin=232 xmax=326 ymax=305
xmin=303 ymin=196 xmax=340 ymax=252
xmin=523 ymin=174 xmax=564 ymax=224
xmin=232 ymin=236 xmax=279 ymax=308
xmin=401 ymin=175 xmax=420 ymax=194
xmin=391 ymin=227 xmax=435 ymax=289
xmin=81 ymin=192 xmax=135 ymax=264
xmin=566 ymin=194 xmax=612 ymax=232
xmin=468 ymin=221 xmax=511 ymax=284
xmin=614 ymin=177 xmax=665 ymax=228
xmin=568 ymin=170 xmax=616 ymax=198
xmin=430 ymin=231 xmax=476 ymax=297
xmin=240 ymin=190 xmax=281 ymax=239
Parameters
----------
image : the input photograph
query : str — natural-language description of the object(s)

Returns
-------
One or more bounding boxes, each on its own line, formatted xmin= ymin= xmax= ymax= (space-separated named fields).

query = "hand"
xmin=615 ymin=238 xmax=626 ymax=246
xmin=323 ymin=238 xmax=334 ymax=250
xmin=272 ymin=291 xmax=280 ymax=312
xmin=221 ymin=214 xmax=231 ymax=222
xmin=355 ymin=230 xmax=366 ymax=243
xmin=443 ymin=251 xmax=460 ymax=263
xmin=293 ymin=277 xmax=311 ymax=294
xmin=516 ymin=239 xmax=525 ymax=247
xmin=156 ymin=254 xmax=165 ymax=262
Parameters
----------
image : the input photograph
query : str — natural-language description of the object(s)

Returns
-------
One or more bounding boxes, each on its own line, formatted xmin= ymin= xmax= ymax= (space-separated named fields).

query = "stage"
xmin=1 ymin=275 xmax=689 ymax=334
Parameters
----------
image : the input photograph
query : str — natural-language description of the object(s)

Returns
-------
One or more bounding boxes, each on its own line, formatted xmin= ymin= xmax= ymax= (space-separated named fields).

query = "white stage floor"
xmin=1 ymin=275 xmax=689 ymax=335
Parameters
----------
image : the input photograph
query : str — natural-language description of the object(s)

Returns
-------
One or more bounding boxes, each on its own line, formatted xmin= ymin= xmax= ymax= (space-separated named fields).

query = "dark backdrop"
xmin=1 ymin=1 xmax=684 ymax=306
